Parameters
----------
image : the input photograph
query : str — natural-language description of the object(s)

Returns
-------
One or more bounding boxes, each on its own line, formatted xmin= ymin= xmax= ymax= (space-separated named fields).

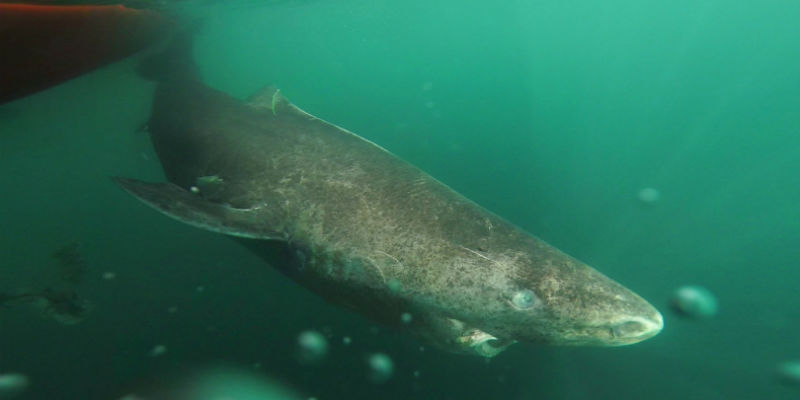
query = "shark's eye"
xmin=511 ymin=289 xmax=538 ymax=310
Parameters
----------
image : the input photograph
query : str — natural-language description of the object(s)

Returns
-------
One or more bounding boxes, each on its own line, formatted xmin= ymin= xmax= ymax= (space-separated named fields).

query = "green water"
xmin=1 ymin=0 xmax=799 ymax=398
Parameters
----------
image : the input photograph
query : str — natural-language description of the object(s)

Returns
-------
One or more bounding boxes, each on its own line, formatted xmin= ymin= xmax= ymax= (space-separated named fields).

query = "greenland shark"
xmin=115 ymin=39 xmax=663 ymax=357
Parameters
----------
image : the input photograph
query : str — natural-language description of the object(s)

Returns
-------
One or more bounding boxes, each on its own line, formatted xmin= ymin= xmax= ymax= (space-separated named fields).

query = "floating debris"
xmin=51 ymin=242 xmax=86 ymax=284
xmin=1 ymin=289 xmax=91 ymax=325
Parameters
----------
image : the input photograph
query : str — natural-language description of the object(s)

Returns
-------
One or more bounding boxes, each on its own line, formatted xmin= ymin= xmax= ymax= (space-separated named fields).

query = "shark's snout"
xmin=609 ymin=310 xmax=663 ymax=345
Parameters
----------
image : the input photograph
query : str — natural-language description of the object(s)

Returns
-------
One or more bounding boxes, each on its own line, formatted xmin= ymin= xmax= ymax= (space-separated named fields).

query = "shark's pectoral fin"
xmin=113 ymin=177 xmax=285 ymax=241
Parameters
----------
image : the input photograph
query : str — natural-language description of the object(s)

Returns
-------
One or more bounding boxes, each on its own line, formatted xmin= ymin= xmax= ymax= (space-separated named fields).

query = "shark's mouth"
xmin=455 ymin=328 xmax=517 ymax=357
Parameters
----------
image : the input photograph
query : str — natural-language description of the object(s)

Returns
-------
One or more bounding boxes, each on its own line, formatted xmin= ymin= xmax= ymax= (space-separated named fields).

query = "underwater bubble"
xmin=777 ymin=360 xmax=800 ymax=386
xmin=670 ymin=285 xmax=718 ymax=318
xmin=511 ymin=289 xmax=538 ymax=310
xmin=297 ymin=330 xmax=328 ymax=364
xmin=400 ymin=312 xmax=413 ymax=324
xmin=190 ymin=186 xmax=200 ymax=194
xmin=149 ymin=344 xmax=167 ymax=357
xmin=387 ymin=279 xmax=403 ymax=293
xmin=637 ymin=187 xmax=661 ymax=204
xmin=0 ymin=373 xmax=29 ymax=398
xmin=366 ymin=353 xmax=394 ymax=384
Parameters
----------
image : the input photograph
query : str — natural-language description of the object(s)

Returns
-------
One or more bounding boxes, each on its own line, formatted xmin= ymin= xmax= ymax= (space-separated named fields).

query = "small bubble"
xmin=366 ymin=353 xmax=394 ymax=384
xmin=297 ymin=330 xmax=328 ymax=364
xmin=190 ymin=186 xmax=200 ymax=194
xmin=148 ymin=344 xmax=167 ymax=357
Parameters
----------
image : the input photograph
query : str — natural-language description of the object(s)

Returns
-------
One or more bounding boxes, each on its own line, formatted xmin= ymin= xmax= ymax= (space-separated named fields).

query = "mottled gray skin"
xmin=117 ymin=79 xmax=662 ymax=357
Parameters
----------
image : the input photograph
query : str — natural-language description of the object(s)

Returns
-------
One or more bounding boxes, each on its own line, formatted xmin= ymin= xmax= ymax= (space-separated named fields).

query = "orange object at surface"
xmin=0 ymin=3 xmax=173 ymax=104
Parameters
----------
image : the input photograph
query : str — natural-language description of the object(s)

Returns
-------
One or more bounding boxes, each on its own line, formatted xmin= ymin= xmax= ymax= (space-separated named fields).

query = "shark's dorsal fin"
xmin=246 ymin=85 xmax=319 ymax=120
xmin=113 ymin=177 xmax=286 ymax=241
xmin=246 ymin=85 xmax=291 ymax=115
xmin=246 ymin=85 xmax=394 ymax=155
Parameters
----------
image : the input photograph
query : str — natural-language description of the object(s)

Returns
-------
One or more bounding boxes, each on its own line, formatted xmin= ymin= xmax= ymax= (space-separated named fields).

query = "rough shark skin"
xmin=116 ymin=78 xmax=663 ymax=357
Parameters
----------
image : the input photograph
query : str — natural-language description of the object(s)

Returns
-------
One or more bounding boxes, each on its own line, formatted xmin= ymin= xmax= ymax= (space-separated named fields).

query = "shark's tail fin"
xmin=136 ymin=24 xmax=200 ymax=82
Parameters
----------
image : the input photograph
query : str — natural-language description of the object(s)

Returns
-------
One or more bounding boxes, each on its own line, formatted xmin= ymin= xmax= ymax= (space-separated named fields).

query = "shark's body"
xmin=117 ymin=54 xmax=662 ymax=357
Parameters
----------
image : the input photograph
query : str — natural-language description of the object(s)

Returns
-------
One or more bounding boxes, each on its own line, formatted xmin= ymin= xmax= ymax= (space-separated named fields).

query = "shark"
xmin=115 ymin=37 xmax=663 ymax=357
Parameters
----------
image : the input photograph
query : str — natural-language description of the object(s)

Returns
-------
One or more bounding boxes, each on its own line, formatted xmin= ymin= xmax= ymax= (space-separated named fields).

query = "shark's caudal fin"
xmin=113 ymin=177 xmax=286 ymax=241
xmin=136 ymin=26 xmax=200 ymax=83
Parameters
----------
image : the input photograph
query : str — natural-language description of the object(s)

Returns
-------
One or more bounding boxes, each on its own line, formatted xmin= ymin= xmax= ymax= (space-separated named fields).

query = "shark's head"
xmin=496 ymin=256 xmax=664 ymax=347
xmin=417 ymin=243 xmax=663 ymax=357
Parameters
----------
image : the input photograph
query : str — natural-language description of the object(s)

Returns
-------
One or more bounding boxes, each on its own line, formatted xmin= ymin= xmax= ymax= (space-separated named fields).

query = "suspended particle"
xmin=777 ymin=361 xmax=800 ymax=386
xmin=149 ymin=344 xmax=167 ymax=357
xmin=400 ymin=312 xmax=413 ymax=324
xmin=366 ymin=353 xmax=394 ymax=384
xmin=387 ymin=279 xmax=403 ymax=293
xmin=670 ymin=285 xmax=718 ymax=318
xmin=637 ymin=187 xmax=661 ymax=204
xmin=0 ymin=373 xmax=29 ymax=398
xmin=342 ymin=336 xmax=352 ymax=345
xmin=297 ymin=330 xmax=328 ymax=364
